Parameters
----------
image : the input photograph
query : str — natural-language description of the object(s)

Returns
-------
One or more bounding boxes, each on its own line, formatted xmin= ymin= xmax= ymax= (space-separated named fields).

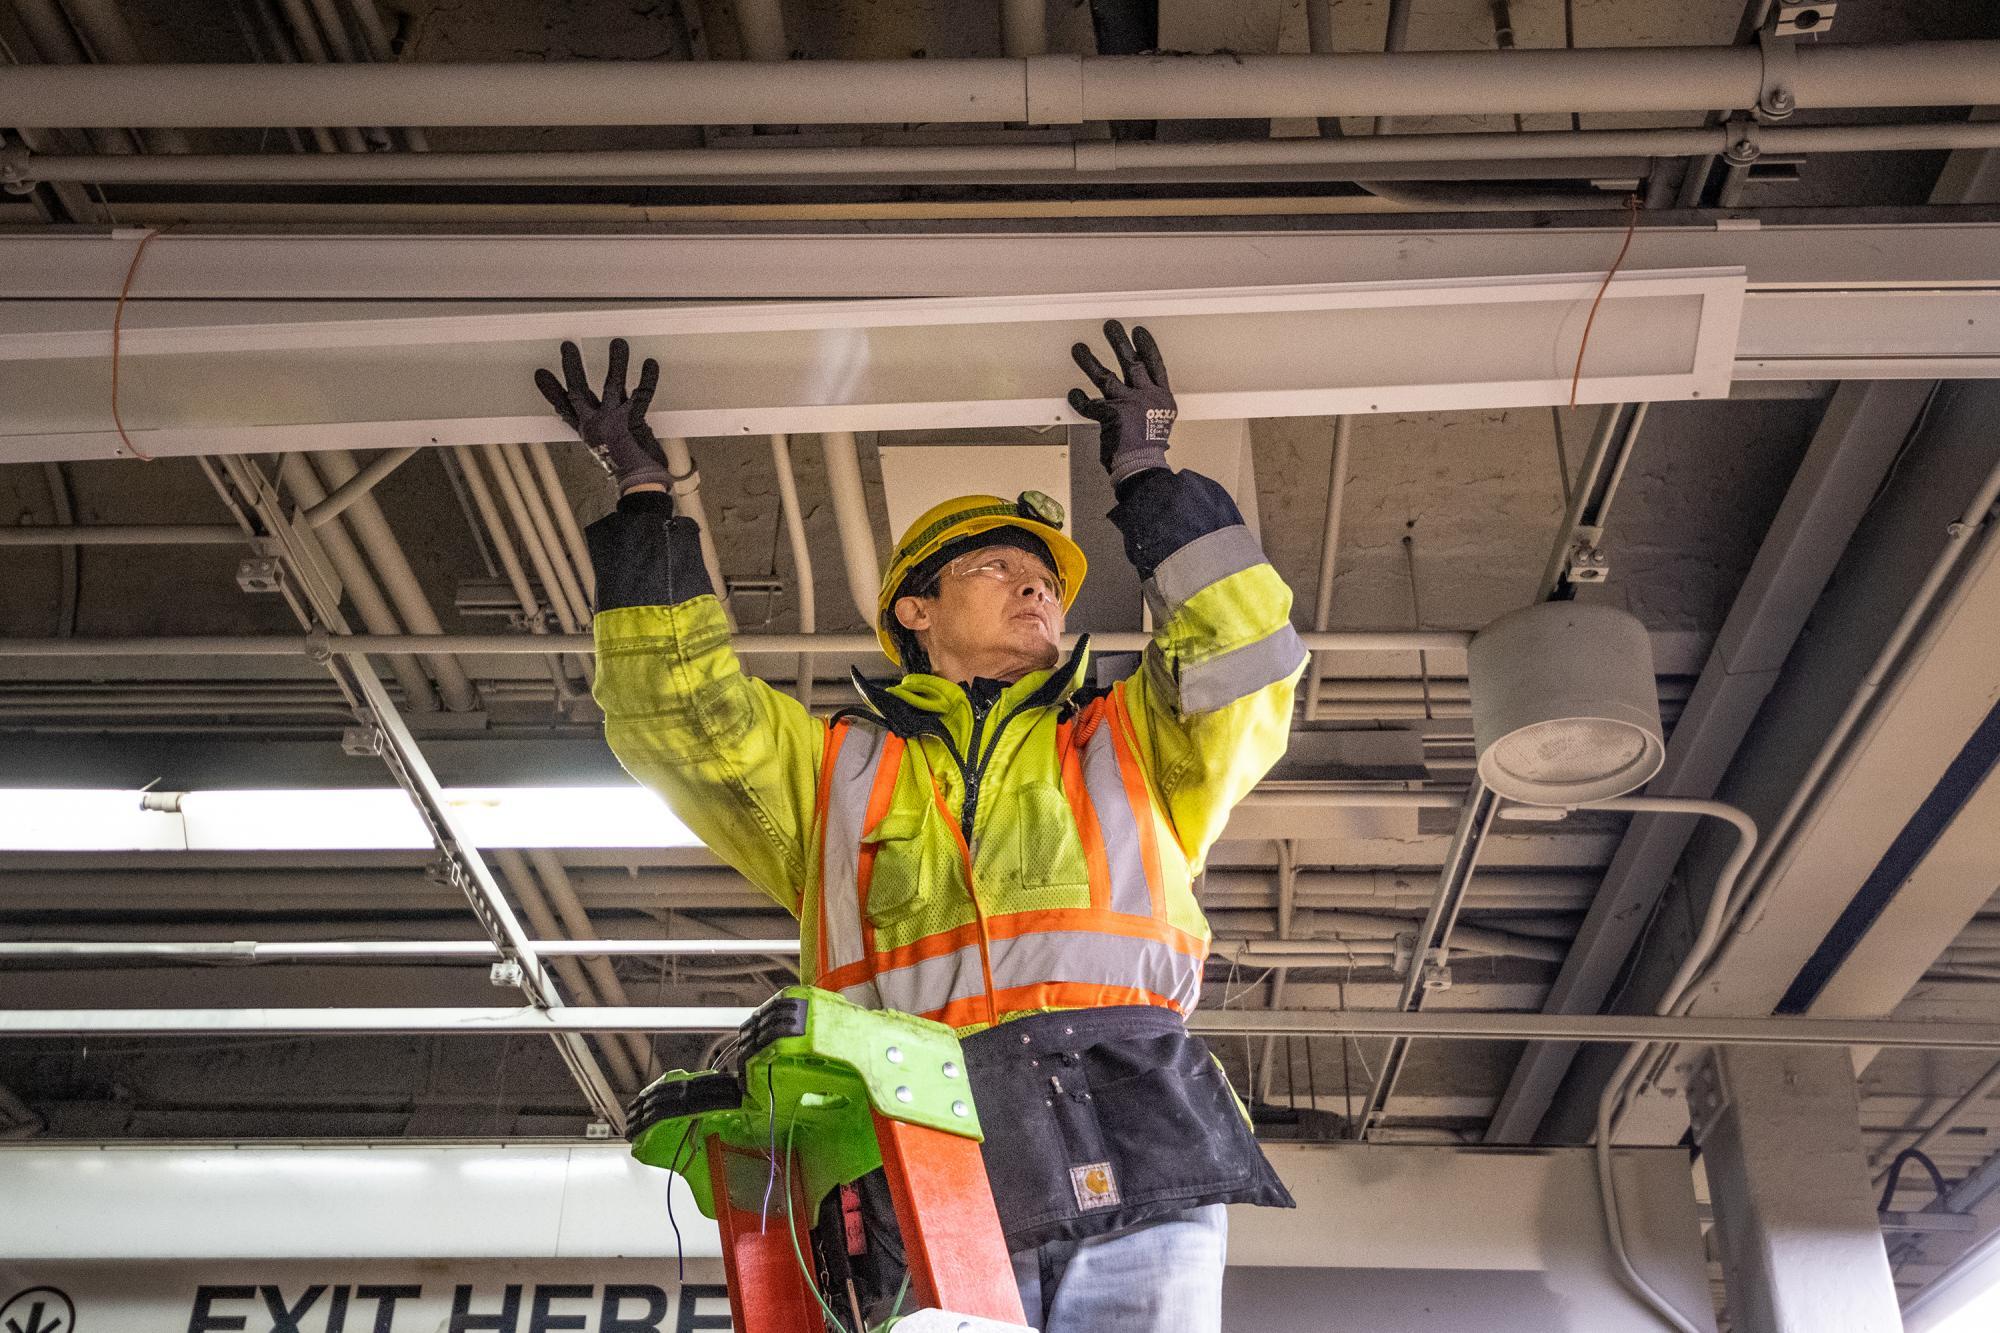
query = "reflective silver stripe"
xmin=991 ymin=930 xmax=1203 ymax=1013
xmin=818 ymin=725 xmax=890 ymax=986
xmin=1081 ymin=722 xmax=1154 ymax=918
xmin=867 ymin=940 xmax=988 ymax=1015
xmin=1141 ymin=524 xmax=1264 ymax=622
xmin=1173 ymin=622 xmax=1308 ymax=714
xmin=858 ymin=929 xmax=1204 ymax=1017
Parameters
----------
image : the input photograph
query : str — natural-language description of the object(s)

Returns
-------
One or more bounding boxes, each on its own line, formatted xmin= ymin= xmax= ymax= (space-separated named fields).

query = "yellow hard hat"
xmin=876 ymin=489 xmax=1088 ymax=665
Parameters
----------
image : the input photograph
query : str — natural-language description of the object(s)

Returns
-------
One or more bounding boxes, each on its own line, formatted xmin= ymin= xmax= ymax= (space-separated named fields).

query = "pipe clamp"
xmin=1757 ymin=32 xmax=1799 ymax=120
xmin=0 ymin=143 xmax=34 ymax=194
xmin=1724 ymin=119 xmax=1762 ymax=166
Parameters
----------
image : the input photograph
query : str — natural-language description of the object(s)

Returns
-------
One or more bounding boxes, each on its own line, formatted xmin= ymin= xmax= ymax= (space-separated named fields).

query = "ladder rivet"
xmin=952 ymin=1100 xmax=969 ymax=1117
xmin=942 ymin=1061 xmax=960 ymax=1078
xmin=895 ymin=1085 xmax=913 ymax=1103
xmin=885 ymin=1046 xmax=903 ymax=1063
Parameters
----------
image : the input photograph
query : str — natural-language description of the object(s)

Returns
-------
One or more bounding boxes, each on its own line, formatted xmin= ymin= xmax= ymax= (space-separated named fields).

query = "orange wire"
xmin=1568 ymin=194 xmax=1643 ymax=410
xmin=110 ymin=225 xmax=172 ymax=462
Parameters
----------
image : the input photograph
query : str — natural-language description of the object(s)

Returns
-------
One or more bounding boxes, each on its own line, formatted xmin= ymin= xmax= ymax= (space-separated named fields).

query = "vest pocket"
xmin=859 ymin=804 xmax=940 ymax=927
xmin=993 ymin=782 xmax=1090 ymax=895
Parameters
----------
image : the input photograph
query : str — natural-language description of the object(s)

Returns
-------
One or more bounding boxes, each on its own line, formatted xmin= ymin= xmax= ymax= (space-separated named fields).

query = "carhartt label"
xmin=1070 ymin=1161 xmax=1121 ymax=1211
xmin=1144 ymin=407 xmax=1176 ymax=441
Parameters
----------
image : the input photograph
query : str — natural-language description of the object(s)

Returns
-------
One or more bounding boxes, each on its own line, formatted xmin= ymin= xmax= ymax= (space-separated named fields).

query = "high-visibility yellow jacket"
xmin=589 ymin=468 xmax=1304 ymax=1035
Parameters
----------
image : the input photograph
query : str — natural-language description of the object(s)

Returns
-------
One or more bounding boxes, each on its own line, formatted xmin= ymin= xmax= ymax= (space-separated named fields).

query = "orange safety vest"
xmin=809 ymin=691 xmax=1209 ymax=1033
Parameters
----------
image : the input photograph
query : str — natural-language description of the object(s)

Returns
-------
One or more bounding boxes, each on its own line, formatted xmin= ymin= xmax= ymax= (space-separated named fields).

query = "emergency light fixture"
xmin=1467 ymin=602 xmax=1666 ymax=807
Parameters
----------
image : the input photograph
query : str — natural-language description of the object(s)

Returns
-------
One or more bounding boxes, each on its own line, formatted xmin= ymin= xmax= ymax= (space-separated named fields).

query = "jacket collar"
xmin=848 ymin=636 xmax=1092 ymax=745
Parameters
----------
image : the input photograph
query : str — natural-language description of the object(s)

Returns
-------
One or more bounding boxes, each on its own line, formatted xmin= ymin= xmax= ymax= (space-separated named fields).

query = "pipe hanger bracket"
xmin=1757 ymin=32 xmax=1799 ymax=120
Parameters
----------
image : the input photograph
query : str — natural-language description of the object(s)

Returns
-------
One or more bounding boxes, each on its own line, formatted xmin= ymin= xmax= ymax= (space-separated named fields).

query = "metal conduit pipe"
xmin=0 ymin=628 xmax=1473 ymax=656
xmin=55 ymin=0 xmax=191 ymax=152
xmin=275 ymin=455 xmax=441 ymax=712
xmin=1589 ymin=798 xmax=1760 ymax=1333
xmin=12 ymin=120 xmax=2000 ymax=184
xmin=1001 ymin=0 xmax=1047 ymax=58
xmin=821 ymin=431 xmax=881 ymax=626
xmin=449 ymin=445 xmax=574 ymax=697
xmin=730 ymin=0 xmax=787 ymax=63
xmin=1869 ymin=1057 xmax=2000 ymax=1186
xmin=659 ymin=435 xmax=734 ymax=626
xmin=342 ymin=0 xmax=427 ymax=151
xmin=488 ymin=848 xmax=639 ymax=1091
xmin=302 ymin=0 xmax=395 ymax=150
xmin=303 ymin=445 xmax=418 ymax=529
xmin=495 ymin=442 xmax=589 ymax=629
xmin=1304 ymin=415 xmax=1351 ymax=724
xmin=769 ymin=433 xmax=815 ymax=708
xmin=270 ymin=0 xmax=369 ymax=152
xmin=0 ymin=525 xmax=245 ymax=545
xmin=0 ymin=939 xmax=803 ymax=960
xmin=527 ymin=442 xmax=594 ymax=605
xmin=5 ymin=0 xmax=137 ymax=154
xmin=473 ymin=445 xmax=579 ymax=633
xmin=308 ymin=449 xmax=481 ymax=712
xmin=4 ymin=43 xmax=1997 ymax=128
xmin=468 ymin=445 xmax=591 ymax=688
xmin=522 ymin=849 xmax=654 ymax=1074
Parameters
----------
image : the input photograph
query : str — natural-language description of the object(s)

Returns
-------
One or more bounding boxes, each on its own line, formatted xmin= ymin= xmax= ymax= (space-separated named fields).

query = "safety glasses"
xmin=944 ymin=547 xmax=1063 ymax=602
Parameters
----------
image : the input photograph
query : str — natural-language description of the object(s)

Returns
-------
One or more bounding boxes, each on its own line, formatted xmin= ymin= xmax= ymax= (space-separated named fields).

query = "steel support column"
xmin=1692 ymin=1044 xmax=1901 ymax=1332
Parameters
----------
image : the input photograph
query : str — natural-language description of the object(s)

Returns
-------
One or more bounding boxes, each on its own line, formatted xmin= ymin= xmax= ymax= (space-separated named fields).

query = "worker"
xmin=538 ymin=320 xmax=1305 ymax=1333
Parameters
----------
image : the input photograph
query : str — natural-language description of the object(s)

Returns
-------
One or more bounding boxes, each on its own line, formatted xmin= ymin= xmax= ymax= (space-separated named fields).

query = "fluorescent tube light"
xmin=0 ymin=787 xmax=698 ymax=851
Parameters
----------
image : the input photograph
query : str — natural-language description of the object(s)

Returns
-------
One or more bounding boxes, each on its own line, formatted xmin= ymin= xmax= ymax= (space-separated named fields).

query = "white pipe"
xmin=1587 ymin=798 xmax=1759 ymax=1333
xmin=341 ymin=0 xmax=428 ymax=150
xmin=475 ymin=445 xmax=580 ymax=634
xmin=660 ymin=435 xmax=735 ymax=626
xmin=0 ymin=628 xmax=1472 ymax=657
xmin=1304 ymin=416 xmax=1352 ymax=723
xmin=13 ymin=120 xmax=1999 ymax=185
xmin=12 ymin=1006 xmax=2000 ymax=1048
xmin=524 ymin=849 xmax=654 ymax=1073
xmin=489 ymin=849 xmax=638 ymax=1091
xmin=527 ymin=442 xmax=595 ymax=604
xmin=769 ymin=433 xmax=815 ymax=708
xmin=1001 ymin=0 xmax=1047 ymax=58
xmin=496 ymin=442 xmax=589 ymax=628
xmin=821 ymin=431 xmax=881 ymax=626
xmin=5 ymin=44 xmax=1997 ymax=127
xmin=0 ymin=938 xmax=802 ymax=959
xmin=730 ymin=0 xmax=788 ymax=62
xmin=7 ymin=0 xmax=137 ymax=156
xmin=276 ymin=455 xmax=441 ymax=712
xmin=39 ymin=0 xmax=190 ymax=153
xmin=302 ymin=445 xmax=418 ymax=528
xmin=271 ymin=0 xmax=370 ymax=153
xmin=309 ymin=449 xmax=481 ymax=712
xmin=0 ymin=525 xmax=245 ymax=545
xmin=451 ymin=445 xmax=576 ymax=696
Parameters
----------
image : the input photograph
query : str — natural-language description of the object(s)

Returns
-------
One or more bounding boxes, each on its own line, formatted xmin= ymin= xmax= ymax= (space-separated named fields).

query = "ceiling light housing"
xmin=1468 ymin=602 xmax=1665 ymax=807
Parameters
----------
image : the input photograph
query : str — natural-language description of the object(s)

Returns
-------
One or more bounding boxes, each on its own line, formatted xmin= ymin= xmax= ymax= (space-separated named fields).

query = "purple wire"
xmin=759 ymin=1062 xmax=779 ymax=1231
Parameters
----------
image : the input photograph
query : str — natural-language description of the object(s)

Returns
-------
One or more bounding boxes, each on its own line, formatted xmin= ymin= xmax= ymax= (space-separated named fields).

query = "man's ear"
xmin=893 ymin=595 xmax=931 ymax=633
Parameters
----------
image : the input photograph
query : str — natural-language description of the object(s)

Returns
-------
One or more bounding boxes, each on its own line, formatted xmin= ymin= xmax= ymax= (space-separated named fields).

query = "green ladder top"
xmin=628 ymin=985 xmax=984 ymax=1220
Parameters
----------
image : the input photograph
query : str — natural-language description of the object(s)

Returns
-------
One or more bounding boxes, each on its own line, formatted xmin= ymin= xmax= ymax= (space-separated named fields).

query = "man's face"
xmin=894 ymin=543 xmax=1065 ymax=678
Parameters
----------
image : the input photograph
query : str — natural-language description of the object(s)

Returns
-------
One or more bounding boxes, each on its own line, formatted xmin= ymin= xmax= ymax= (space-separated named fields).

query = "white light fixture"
xmin=0 ymin=786 xmax=698 ymax=852
xmin=1467 ymin=602 xmax=1666 ymax=806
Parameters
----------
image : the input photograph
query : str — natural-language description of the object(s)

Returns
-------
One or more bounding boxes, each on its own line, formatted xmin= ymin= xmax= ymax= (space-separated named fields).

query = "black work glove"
xmin=1069 ymin=319 xmax=1176 ymax=487
xmin=534 ymin=338 xmax=672 ymax=494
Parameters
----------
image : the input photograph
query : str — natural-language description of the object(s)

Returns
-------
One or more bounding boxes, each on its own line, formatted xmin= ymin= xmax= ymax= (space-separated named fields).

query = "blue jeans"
xmin=1009 ymin=1204 xmax=1228 ymax=1333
